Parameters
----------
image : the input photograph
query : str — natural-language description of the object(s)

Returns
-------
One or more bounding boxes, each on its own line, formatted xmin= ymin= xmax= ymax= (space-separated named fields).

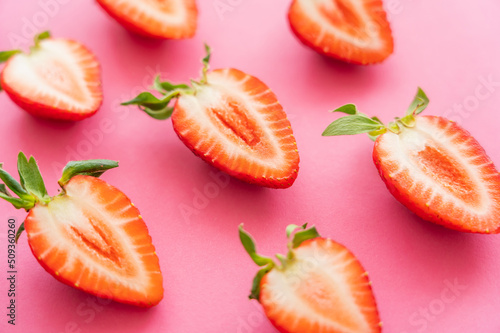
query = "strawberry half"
xmin=0 ymin=31 xmax=102 ymax=121
xmin=123 ymin=46 xmax=300 ymax=188
xmin=239 ymin=224 xmax=382 ymax=333
xmin=96 ymin=0 xmax=198 ymax=39
xmin=322 ymin=88 xmax=500 ymax=233
xmin=288 ymin=0 xmax=394 ymax=64
xmin=0 ymin=153 xmax=163 ymax=307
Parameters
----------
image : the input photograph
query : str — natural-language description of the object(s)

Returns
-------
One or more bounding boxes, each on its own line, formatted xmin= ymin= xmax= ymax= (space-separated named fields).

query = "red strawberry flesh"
xmin=25 ymin=175 xmax=163 ymax=306
xmin=288 ymin=0 xmax=394 ymax=64
xmin=1 ymin=38 xmax=102 ymax=120
xmin=374 ymin=116 xmax=500 ymax=233
xmin=172 ymin=68 xmax=299 ymax=188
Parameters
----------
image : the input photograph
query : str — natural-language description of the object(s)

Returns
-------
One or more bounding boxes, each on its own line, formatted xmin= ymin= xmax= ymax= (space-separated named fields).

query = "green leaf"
xmin=367 ymin=128 xmax=387 ymax=142
xmin=331 ymin=104 xmax=357 ymax=115
xmin=406 ymin=87 xmax=429 ymax=116
xmin=0 ymin=167 xmax=29 ymax=199
xmin=153 ymin=75 xmax=190 ymax=94
xmin=239 ymin=225 xmax=275 ymax=267
xmin=400 ymin=114 xmax=416 ymax=127
xmin=322 ymin=115 xmax=385 ymax=136
xmin=275 ymin=253 xmax=287 ymax=266
xmin=286 ymin=224 xmax=305 ymax=238
xmin=122 ymin=92 xmax=166 ymax=107
xmin=34 ymin=31 xmax=51 ymax=46
xmin=59 ymin=159 xmax=118 ymax=186
xmin=239 ymin=224 xmax=276 ymax=301
xmin=202 ymin=44 xmax=211 ymax=68
xmin=17 ymin=153 xmax=49 ymax=202
xmin=0 ymin=50 xmax=22 ymax=63
xmin=371 ymin=116 xmax=384 ymax=125
xmin=122 ymin=91 xmax=180 ymax=120
xmin=200 ymin=44 xmax=212 ymax=84
xmin=15 ymin=222 xmax=25 ymax=243
xmin=0 ymin=184 xmax=9 ymax=196
xmin=249 ymin=265 xmax=273 ymax=300
xmin=291 ymin=225 xmax=320 ymax=249
xmin=142 ymin=105 xmax=174 ymax=120
xmin=367 ymin=133 xmax=378 ymax=142
xmin=0 ymin=192 xmax=33 ymax=209
xmin=387 ymin=121 xmax=401 ymax=133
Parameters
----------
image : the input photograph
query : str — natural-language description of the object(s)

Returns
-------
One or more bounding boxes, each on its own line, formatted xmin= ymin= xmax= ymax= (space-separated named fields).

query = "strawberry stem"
xmin=33 ymin=31 xmax=51 ymax=49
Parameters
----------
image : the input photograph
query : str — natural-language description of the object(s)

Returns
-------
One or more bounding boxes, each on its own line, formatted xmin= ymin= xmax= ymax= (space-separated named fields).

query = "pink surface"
xmin=1 ymin=1 xmax=500 ymax=332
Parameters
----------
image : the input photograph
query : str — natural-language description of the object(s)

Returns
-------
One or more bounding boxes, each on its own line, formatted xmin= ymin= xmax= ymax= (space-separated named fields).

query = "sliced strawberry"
xmin=0 ymin=153 xmax=163 ymax=307
xmin=172 ymin=68 xmax=299 ymax=188
xmin=0 ymin=31 xmax=102 ymax=121
xmin=288 ymin=0 xmax=394 ymax=64
xmin=97 ymin=0 xmax=198 ymax=39
xmin=374 ymin=115 xmax=500 ymax=233
xmin=323 ymin=88 xmax=500 ymax=233
xmin=123 ymin=46 xmax=300 ymax=188
xmin=240 ymin=224 xmax=382 ymax=333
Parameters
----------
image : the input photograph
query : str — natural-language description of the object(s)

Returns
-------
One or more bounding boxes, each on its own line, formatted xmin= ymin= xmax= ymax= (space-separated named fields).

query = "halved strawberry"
xmin=322 ymin=88 xmax=500 ymax=233
xmin=239 ymin=224 xmax=382 ymax=333
xmin=288 ymin=0 xmax=394 ymax=64
xmin=0 ymin=153 xmax=163 ymax=307
xmin=123 ymin=46 xmax=300 ymax=188
xmin=0 ymin=31 xmax=102 ymax=121
xmin=96 ymin=0 xmax=198 ymax=39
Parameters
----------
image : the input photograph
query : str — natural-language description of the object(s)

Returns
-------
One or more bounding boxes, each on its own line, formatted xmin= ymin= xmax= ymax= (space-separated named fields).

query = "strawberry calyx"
xmin=58 ymin=159 xmax=118 ymax=187
xmin=0 ymin=50 xmax=22 ymax=65
xmin=121 ymin=44 xmax=212 ymax=120
xmin=0 ymin=152 xmax=118 ymax=242
xmin=322 ymin=87 xmax=429 ymax=140
xmin=0 ymin=153 xmax=49 ymax=211
xmin=0 ymin=31 xmax=52 ymax=91
xmin=239 ymin=223 xmax=320 ymax=300
xmin=0 ymin=31 xmax=51 ymax=63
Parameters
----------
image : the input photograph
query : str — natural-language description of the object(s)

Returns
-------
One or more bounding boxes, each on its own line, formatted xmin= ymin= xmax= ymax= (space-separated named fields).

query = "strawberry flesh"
xmin=260 ymin=238 xmax=381 ymax=332
xmin=374 ymin=116 xmax=500 ymax=233
xmin=25 ymin=175 xmax=163 ymax=306
xmin=172 ymin=68 xmax=300 ymax=188
xmin=97 ymin=0 xmax=198 ymax=39
xmin=1 ymin=38 xmax=102 ymax=121
xmin=288 ymin=0 xmax=394 ymax=64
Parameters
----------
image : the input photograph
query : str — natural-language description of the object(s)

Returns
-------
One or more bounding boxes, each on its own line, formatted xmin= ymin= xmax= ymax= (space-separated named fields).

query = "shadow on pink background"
xmin=1 ymin=0 xmax=500 ymax=332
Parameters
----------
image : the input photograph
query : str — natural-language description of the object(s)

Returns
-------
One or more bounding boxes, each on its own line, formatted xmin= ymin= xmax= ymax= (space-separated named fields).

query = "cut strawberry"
xmin=322 ymin=88 xmax=500 ymax=233
xmin=0 ymin=31 xmax=102 ymax=121
xmin=0 ymin=153 xmax=163 ymax=307
xmin=288 ymin=0 xmax=394 ymax=64
xmin=123 ymin=45 xmax=300 ymax=188
xmin=240 ymin=224 xmax=382 ymax=333
xmin=97 ymin=0 xmax=198 ymax=39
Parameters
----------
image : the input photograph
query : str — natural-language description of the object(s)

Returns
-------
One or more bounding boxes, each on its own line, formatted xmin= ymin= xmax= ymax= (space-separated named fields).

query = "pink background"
xmin=1 ymin=1 xmax=500 ymax=332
